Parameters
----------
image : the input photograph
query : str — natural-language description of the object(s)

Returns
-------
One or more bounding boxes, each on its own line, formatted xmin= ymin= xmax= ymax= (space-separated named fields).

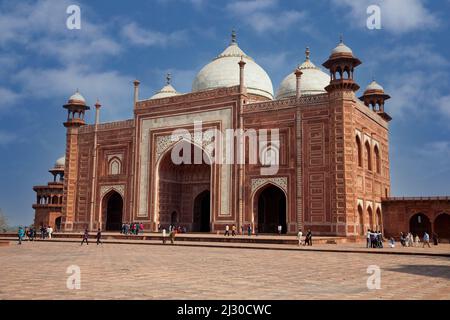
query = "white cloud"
xmin=330 ymin=0 xmax=439 ymax=34
xmin=0 ymin=88 xmax=19 ymax=112
xmin=226 ymin=0 xmax=307 ymax=33
xmin=120 ymin=22 xmax=188 ymax=47
xmin=13 ymin=65 xmax=138 ymax=121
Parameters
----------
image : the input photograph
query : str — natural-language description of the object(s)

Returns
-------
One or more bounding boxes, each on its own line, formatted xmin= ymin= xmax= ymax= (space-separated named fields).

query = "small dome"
xmin=192 ymin=32 xmax=274 ymax=100
xmin=276 ymin=47 xmax=330 ymax=99
xmin=150 ymin=74 xmax=180 ymax=99
xmin=55 ymin=156 xmax=65 ymax=168
xmin=68 ymin=90 xmax=86 ymax=104
xmin=364 ymin=80 xmax=384 ymax=93
xmin=331 ymin=42 xmax=353 ymax=55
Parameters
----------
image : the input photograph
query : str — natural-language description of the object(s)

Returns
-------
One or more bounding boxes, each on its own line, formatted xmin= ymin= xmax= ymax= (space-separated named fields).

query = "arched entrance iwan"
xmin=254 ymin=183 xmax=287 ymax=234
xmin=156 ymin=140 xmax=212 ymax=232
xmin=102 ymin=191 xmax=123 ymax=231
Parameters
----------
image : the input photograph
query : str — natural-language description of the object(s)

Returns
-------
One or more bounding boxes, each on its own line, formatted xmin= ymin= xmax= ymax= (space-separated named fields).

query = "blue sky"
xmin=1 ymin=0 xmax=449 ymax=226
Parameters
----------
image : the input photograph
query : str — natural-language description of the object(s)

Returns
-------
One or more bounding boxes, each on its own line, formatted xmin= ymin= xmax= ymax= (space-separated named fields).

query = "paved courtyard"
xmin=0 ymin=241 xmax=449 ymax=299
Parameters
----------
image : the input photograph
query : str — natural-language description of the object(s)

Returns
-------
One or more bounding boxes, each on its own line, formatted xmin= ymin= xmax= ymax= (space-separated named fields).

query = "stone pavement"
xmin=0 ymin=241 xmax=449 ymax=299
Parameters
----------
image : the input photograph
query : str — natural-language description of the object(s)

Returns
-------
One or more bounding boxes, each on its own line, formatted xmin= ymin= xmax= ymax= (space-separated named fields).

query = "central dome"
xmin=192 ymin=33 xmax=274 ymax=100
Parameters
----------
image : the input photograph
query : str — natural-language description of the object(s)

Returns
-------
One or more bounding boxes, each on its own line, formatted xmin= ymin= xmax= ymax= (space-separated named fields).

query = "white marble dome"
xmin=365 ymin=80 xmax=384 ymax=92
xmin=276 ymin=48 xmax=330 ymax=99
xmin=331 ymin=40 xmax=353 ymax=55
xmin=68 ymin=90 xmax=86 ymax=104
xmin=192 ymin=38 xmax=274 ymax=100
xmin=55 ymin=156 xmax=65 ymax=168
xmin=150 ymin=74 xmax=180 ymax=99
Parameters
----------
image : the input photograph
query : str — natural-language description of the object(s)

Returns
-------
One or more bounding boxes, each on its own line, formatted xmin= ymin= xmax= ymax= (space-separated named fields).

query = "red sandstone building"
xmin=32 ymin=34 xmax=449 ymax=239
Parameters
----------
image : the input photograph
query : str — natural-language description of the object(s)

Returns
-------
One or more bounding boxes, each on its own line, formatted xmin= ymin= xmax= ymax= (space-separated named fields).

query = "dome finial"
xmin=231 ymin=29 xmax=237 ymax=45
xmin=305 ymin=46 xmax=310 ymax=61
xmin=166 ymin=73 xmax=171 ymax=85
xmin=339 ymin=34 xmax=343 ymax=44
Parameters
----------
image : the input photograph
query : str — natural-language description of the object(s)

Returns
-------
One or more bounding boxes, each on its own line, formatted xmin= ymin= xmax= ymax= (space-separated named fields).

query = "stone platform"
xmin=0 ymin=231 xmax=358 ymax=245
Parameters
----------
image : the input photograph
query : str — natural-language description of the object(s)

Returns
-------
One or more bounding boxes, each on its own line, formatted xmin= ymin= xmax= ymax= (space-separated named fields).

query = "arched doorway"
xmin=358 ymin=205 xmax=364 ymax=235
xmin=55 ymin=216 xmax=62 ymax=231
xmin=367 ymin=206 xmax=374 ymax=230
xmin=171 ymin=211 xmax=178 ymax=225
xmin=255 ymin=184 xmax=287 ymax=234
xmin=104 ymin=191 xmax=123 ymax=231
xmin=157 ymin=141 xmax=211 ymax=232
xmin=409 ymin=213 xmax=431 ymax=237
xmin=193 ymin=190 xmax=211 ymax=232
xmin=434 ymin=213 xmax=450 ymax=240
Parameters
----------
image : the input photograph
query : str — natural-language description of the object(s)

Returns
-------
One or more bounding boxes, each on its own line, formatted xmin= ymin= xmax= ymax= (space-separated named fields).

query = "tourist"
xmin=414 ymin=234 xmax=420 ymax=247
xmin=370 ymin=231 xmax=376 ymax=248
xmin=305 ymin=229 xmax=312 ymax=246
xmin=232 ymin=225 xmax=236 ymax=236
xmin=47 ymin=225 xmax=53 ymax=239
xmin=277 ymin=225 xmax=282 ymax=235
xmin=388 ymin=237 xmax=395 ymax=248
xmin=162 ymin=228 xmax=167 ymax=244
xmin=407 ymin=232 xmax=414 ymax=247
xmin=224 ymin=224 xmax=230 ymax=236
xmin=297 ymin=229 xmax=303 ymax=246
xmin=432 ymin=233 xmax=439 ymax=246
xmin=366 ymin=230 xmax=372 ymax=248
xmin=81 ymin=228 xmax=89 ymax=245
xmin=377 ymin=231 xmax=383 ymax=248
xmin=241 ymin=225 xmax=245 ymax=235
xmin=139 ymin=222 xmax=144 ymax=235
xmin=247 ymin=224 xmax=252 ymax=236
xmin=96 ymin=228 xmax=102 ymax=245
xmin=399 ymin=232 xmax=406 ymax=247
xmin=17 ymin=226 xmax=25 ymax=245
xmin=28 ymin=227 xmax=35 ymax=241
xmin=422 ymin=232 xmax=431 ymax=248
xmin=170 ymin=229 xmax=176 ymax=244
xmin=40 ymin=225 xmax=46 ymax=240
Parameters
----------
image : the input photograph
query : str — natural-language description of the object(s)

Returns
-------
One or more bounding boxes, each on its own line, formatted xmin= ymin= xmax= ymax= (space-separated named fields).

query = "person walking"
xmin=81 ymin=229 xmax=89 ymax=245
xmin=47 ymin=225 xmax=53 ymax=240
xmin=432 ymin=233 xmax=439 ymax=246
xmin=305 ymin=229 xmax=312 ymax=246
xmin=247 ymin=224 xmax=252 ymax=236
xmin=422 ymin=232 xmax=431 ymax=248
xmin=366 ymin=229 xmax=372 ymax=248
xmin=414 ymin=234 xmax=420 ymax=247
xmin=17 ymin=226 xmax=25 ymax=245
xmin=232 ymin=225 xmax=237 ymax=236
xmin=241 ymin=225 xmax=244 ymax=235
xmin=139 ymin=222 xmax=144 ymax=235
xmin=297 ymin=229 xmax=303 ymax=246
xmin=170 ymin=229 xmax=176 ymax=244
xmin=277 ymin=225 xmax=282 ymax=235
xmin=96 ymin=228 xmax=102 ymax=245
xmin=224 ymin=224 xmax=230 ymax=236
xmin=162 ymin=228 xmax=167 ymax=244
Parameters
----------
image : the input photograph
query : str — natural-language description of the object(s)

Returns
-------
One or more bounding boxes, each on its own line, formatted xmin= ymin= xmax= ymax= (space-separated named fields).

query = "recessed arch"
xmin=365 ymin=141 xmax=372 ymax=171
xmin=434 ymin=213 xmax=450 ymax=240
xmin=358 ymin=204 xmax=364 ymax=235
xmin=409 ymin=213 xmax=431 ymax=237
xmin=356 ymin=135 xmax=362 ymax=167
xmin=102 ymin=190 xmax=123 ymax=231
xmin=253 ymin=183 xmax=287 ymax=234
xmin=155 ymin=139 xmax=212 ymax=232
xmin=374 ymin=145 xmax=381 ymax=174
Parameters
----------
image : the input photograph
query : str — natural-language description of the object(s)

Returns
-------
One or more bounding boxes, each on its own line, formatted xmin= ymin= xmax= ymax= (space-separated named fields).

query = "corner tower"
xmin=61 ymin=90 xmax=90 ymax=231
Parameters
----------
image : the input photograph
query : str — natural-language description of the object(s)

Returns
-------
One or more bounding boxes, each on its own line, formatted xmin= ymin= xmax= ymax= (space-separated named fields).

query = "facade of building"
xmin=33 ymin=34 xmax=396 ymax=236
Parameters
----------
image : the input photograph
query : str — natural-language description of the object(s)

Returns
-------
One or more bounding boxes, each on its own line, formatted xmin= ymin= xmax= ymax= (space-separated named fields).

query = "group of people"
xmin=80 ymin=228 xmax=103 ymax=246
xmin=17 ymin=225 xmax=54 ymax=244
xmin=398 ymin=231 xmax=438 ymax=248
xmin=366 ymin=230 xmax=384 ymax=248
xmin=297 ymin=229 xmax=313 ymax=246
xmin=121 ymin=222 xmax=144 ymax=235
